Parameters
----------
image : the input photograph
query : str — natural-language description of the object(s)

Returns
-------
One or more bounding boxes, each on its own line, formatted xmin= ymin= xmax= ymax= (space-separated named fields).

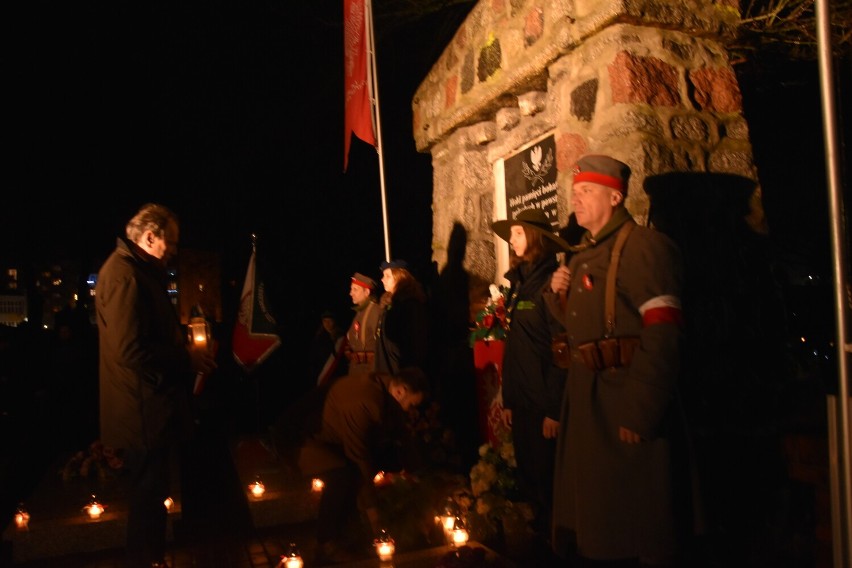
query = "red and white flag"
xmin=343 ymin=0 xmax=376 ymax=171
xmin=232 ymin=248 xmax=281 ymax=372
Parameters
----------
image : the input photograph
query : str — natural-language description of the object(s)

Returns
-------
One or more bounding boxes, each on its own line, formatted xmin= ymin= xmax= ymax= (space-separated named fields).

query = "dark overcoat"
xmin=374 ymin=282 xmax=428 ymax=376
xmin=501 ymin=255 xmax=565 ymax=420
xmin=543 ymin=210 xmax=684 ymax=561
xmin=96 ymin=237 xmax=192 ymax=453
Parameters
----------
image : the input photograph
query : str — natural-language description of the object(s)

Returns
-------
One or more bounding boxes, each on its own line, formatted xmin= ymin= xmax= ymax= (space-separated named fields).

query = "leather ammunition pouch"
xmin=577 ymin=336 xmax=640 ymax=372
xmin=551 ymin=332 xmax=571 ymax=369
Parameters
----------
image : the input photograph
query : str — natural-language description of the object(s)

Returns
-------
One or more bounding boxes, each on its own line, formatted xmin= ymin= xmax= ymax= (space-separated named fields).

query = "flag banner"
xmin=343 ymin=0 xmax=375 ymax=171
xmin=317 ymin=336 xmax=347 ymax=387
xmin=232 ymin=248 xmax=281 ymax=372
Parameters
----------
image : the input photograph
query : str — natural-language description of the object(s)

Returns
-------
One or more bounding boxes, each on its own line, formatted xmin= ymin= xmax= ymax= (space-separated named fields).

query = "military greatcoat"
xmin=543 ymin=208 xmax=684 ymax=561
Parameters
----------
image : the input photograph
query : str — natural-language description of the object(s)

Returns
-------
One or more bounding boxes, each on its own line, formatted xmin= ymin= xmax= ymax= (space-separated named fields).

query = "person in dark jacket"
xmin=374 ymin=260 xmax=429 ymax=377
xmin=544 ymin=155 xmax=685 ymax=566
xmin=96 ymin=203 xmax=216 ymax=568
xmin=294 ymin=367 xmax=430 ymax=565
xmin=491 ymin=208 xmax=570 ymax=541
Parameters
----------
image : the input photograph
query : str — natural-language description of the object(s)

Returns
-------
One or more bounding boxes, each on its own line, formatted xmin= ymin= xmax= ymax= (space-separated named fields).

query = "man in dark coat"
xmin=544 ymin=155 xmax=685 ymax=566
xmin=97 ymin=203 xmax=216 ymax=568
xmin=294 ymin=367 xmax=429 ymax=565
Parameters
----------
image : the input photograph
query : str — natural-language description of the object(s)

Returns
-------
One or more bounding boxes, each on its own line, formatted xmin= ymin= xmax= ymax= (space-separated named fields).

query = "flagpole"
xmin=364 ymin=0 xmax=392 ymax=262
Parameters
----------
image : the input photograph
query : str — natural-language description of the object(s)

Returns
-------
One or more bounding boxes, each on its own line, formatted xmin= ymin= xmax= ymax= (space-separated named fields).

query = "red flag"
xmin=232 ymin=248 xmax=281 ymax=372
xmin=343 ymin=0 xmax=375 ymax=171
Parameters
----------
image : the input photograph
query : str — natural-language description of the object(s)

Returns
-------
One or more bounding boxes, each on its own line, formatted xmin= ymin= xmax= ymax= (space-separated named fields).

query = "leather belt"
xmin=346 ymin=351 xmax=375 ymax=364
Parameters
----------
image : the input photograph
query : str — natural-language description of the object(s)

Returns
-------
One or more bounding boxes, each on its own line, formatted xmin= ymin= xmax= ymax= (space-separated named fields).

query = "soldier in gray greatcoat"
xmin=544 ymin=155 xmax=685 ymax=566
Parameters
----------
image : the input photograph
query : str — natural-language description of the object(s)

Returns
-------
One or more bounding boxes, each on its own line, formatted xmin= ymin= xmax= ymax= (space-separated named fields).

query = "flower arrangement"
xmin=58 ymin=440 xmax=124 ymax=482
xmin=449 ymin=427 xmax=534 ymax=544
xmin=469 ymin=284 xmax=511 ymax=347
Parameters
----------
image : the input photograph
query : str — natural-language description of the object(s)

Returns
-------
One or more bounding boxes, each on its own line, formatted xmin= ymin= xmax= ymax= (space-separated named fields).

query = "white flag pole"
xmin=364 ymin=0 xmax=392 ymax=262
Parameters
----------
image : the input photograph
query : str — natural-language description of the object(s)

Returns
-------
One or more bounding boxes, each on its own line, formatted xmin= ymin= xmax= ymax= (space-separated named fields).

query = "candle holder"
xmin=439 ymin=497 xmax=460 ymax=531
xmin=14 ymin=504 xmax=30 ymax=529
xmin=84 ymin=495 xmax=105 ymax=520
xmin=451 ymin=516 xmax=469 ymax=547
xmin=248 ymin=476 xmax=266 ymax=498
xmin=188 ymin=305 xmax=212 ymax=395
xmin=373 ymin=529 xmax=395 ymax=562
xmin=276 ymin=542 xmax=304 ymax=568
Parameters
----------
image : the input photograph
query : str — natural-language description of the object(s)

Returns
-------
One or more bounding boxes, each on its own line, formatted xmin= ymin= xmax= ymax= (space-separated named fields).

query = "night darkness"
xmin=4 ymin=3 xmax=849 ymax=359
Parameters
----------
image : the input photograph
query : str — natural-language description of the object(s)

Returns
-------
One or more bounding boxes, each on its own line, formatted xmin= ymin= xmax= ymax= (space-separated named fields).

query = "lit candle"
xmin=249 ymin=478 xmax=266 ymax=498
xmin=163 ymin=497 xmax=174 ymax=512
xmin=85 ymin=496 xmax=104 ymax=519
xmin=440 ymin=497 xmax=459 ymax=531
xmin=14 ymin=505 xmax=30 ymax=529
xmin=373 ymin=471 xmax=385 ymax=485
xmin=373 ymin=529 xmax=395 ymax=562
xmin=277 ymin=543 xmax=304 ymax=568
xmin=311 ymin=478 xmax=324 ymax=492
xmin=451 ymin=517 xmax=469 ymax=546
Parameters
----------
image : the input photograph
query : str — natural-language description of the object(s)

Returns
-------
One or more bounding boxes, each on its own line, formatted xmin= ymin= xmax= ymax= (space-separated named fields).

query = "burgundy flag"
xmin=343 ymin=0 xmax=376 ymax=171
xmin=232 ymin=248 xmax=281 ymax=372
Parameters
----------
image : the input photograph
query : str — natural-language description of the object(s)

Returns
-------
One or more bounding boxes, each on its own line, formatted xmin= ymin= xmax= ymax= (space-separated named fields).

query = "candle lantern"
xmin=249 ymin=476 xmax=266 ymax=498
xmin=311 ymin=478 xmax=324 ymax=492
xmin=439 ymin=497 xmax=459 ymax=531
xmin=187 ymin=305 xmax=211 ymax=349
xmin=188 ymin=305 xmax=212 ymax=395
xmin=373 ymin=529 xmax=395 ymax=562
xmin=85 ymin=495 xmax=105 ymax=519
xmin=451 ymin=517 xmax=469 ymax=547
xmin=14 ymin=504 xmax=30 ymax=529
xmin=277 ymin=542 xmax=304 ymax=568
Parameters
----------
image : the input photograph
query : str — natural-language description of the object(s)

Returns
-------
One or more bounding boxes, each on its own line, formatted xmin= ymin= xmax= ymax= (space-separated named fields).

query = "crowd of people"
xmin=5 ymin=153 xmax=724 ymax=567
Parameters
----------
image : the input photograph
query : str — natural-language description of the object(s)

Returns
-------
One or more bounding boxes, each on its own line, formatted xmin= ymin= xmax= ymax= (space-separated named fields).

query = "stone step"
xmin=2 ymin=437 xmax=318 ymax=563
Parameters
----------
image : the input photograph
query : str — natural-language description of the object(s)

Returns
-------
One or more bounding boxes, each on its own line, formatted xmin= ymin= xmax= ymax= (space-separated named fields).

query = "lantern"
xmin=451 ymin=517 xmax=469 ymax=546
xmin=373 ymin=529 xmax=395 ymax=562
xmin=277 ymin=542 xmax=304 ymax=568
xmin=14 ymin=504 xmax=30 ymax=529
xmin=249 ymin=476 xmax=266 ymax=498
xmin=85 ymin=495 xmax=105 ymax=519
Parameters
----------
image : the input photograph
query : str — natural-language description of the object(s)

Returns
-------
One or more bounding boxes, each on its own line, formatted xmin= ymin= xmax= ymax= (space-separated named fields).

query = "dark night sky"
xmin=6 ymin=2 xmax=476 ymax=320
xmin=4 ymin=2 xmax=848 ymax=337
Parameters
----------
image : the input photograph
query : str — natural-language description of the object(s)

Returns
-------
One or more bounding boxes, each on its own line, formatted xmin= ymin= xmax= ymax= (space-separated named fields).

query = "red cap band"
xmin=573 ymin=171 xmax=625 ymax=192
xmin=352 ymin=278 xmax=373 ymax=289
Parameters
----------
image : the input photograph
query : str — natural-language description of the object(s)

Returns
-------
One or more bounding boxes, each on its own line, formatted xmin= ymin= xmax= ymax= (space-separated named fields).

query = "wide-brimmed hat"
xmin=491 ymin=208 xmax=571 ymax=251
xmin=351 ymin=272 xmax=377 ymax=290
xmin=572 ymin=154 xmax=631 ymax=193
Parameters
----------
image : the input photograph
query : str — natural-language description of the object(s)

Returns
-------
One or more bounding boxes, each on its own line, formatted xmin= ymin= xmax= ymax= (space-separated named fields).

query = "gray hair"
xmin=125 ymin=203 xmax=179 ymax=242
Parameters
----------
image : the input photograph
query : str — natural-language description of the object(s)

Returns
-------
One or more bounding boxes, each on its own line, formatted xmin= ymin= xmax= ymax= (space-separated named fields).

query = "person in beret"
xmin=344 ymin=272 xmax=381 ymax=376
xmin=544 ymin=154 xmax=685 ymax=566
xmin=374 ymin=259 xmax=429 ymax=378
xmin=490 ymin=207 xmax=570 ymax=543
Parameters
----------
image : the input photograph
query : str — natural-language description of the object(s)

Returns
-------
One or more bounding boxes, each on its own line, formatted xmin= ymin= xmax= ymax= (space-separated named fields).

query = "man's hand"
xmin=501 ymin=408 xmax=513 ymax=429
xmin=550 ymin=266 xmax=572 ymax=295
xmin=189 ymin=345 xmax=217 ymax=375
xmin=618 ymin=426 xmax=642 ymax=444
xmin=542 ymin=417 xmax=559 ymax=439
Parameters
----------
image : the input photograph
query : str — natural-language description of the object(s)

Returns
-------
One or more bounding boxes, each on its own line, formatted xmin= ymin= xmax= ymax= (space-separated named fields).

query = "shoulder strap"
xmin=604 ymin=221 xmax=635 ymax=336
